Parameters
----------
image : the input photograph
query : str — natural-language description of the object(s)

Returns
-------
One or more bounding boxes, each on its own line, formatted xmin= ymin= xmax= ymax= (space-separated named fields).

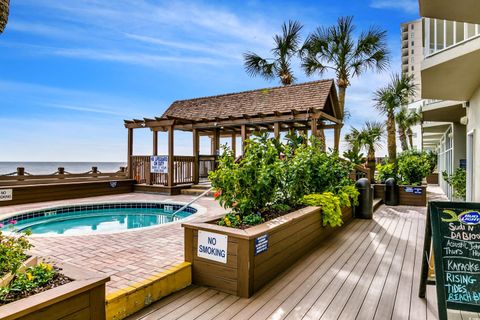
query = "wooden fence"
xmin=0 ymin=166 xmax=128 ymax=187
xmin=198 ymin=155 xmax=216 ymax=179
xmin=131 ymin=155 xmax=199 ymax=186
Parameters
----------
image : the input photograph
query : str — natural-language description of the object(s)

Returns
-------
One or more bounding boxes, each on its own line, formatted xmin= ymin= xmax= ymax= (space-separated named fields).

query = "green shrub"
xmin=210 ymin=133 xmax=354 ymax=228
xmin=301 ymin=192 xmax=343 ymax=227
xmin=376 ymin=163 xmax=397 ymax=183
xmin=442 ymin=168 xmax=466 ymax=200
xmin=0 ymin=263 xmax=55 ymax=301
xmin=426 ymin=150 xmax=438 ymax=174
xmin=338 ymin=185 xmax=360 ymax=207
xmin=397 ymin=150 xmax=431 ymax=185
xmin=0 ymin=224 xmax=32 ymax=277
xmin=210 ymin=132 xmax=283 ymax=218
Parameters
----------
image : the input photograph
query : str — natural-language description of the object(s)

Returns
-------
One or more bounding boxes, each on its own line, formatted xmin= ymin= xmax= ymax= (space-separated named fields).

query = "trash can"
xmin=384 ymin=178 xmax=399 ymax=206
xmin=354 ymin=178 xmax=373 ymax=219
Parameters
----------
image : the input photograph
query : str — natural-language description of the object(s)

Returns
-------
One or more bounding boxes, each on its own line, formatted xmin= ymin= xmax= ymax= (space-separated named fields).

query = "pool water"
xmin=0 ymin=204 xmax=195 ymax=235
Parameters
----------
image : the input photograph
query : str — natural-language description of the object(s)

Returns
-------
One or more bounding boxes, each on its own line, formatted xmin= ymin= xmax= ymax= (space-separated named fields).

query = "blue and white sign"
xmin=197 ymin=230 xmax=228 ymax=263
xmin=150 ymin=156 xmax=168 ymax=174
xmin=255 ymin=234 xmax=269 ymax=255
xmin=404 ymin=187 xmax=423 ymax=195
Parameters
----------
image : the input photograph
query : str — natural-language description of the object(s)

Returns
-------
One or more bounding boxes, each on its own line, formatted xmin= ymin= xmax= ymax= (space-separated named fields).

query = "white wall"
xmin=467 ymin=87 xmax=480 ymax=201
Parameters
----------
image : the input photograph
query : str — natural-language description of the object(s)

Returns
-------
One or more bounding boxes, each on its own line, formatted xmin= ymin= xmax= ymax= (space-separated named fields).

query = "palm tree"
xmin=0 ymin=0 xmax=9 ymax=34
xmin=343 ymin=127 xmax=365 ymax=164
xmin=300 ymin=16 xmax=389 ymax=151
xmin=359 ymin=121 xmax=385 ymax=180
xmin=396 ymin=106 xmax=421 ymax=151
xmin=374 ymin=74 xmax=416 ymax=163
xmin=243 ymin=20 xmax=303 ymax=86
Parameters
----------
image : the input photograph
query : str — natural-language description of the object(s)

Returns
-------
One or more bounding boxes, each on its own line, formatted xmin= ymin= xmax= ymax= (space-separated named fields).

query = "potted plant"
xmin=0 ymin=222 xmax=109 ymax=319
xmin=182 ymin=133 xmax=359 ymax=297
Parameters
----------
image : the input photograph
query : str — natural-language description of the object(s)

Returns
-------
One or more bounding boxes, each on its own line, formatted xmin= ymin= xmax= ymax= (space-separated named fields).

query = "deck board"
xmin=126 ymin=186 xmax=471 ymax=320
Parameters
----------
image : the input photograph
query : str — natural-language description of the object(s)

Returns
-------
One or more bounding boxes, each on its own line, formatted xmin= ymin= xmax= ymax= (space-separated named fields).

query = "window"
xmin=411 ymin=56 xmax=414 ymax=63
xmin=411 ymin=66 xmax=414 ymax=71
xmin=411 ymin=40 xmax=414 ymax=46
xmin=411 ymin=49 xmax=414 ymax=54
xmin=411 ymin=24 xmax=414 ymax=30
xmin=411 ymin=32 xmax=414 ymax=38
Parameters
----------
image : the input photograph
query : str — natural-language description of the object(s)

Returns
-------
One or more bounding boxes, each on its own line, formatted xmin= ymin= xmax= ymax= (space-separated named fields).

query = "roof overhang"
xmin=421 ymin=122 xmax=452 ymax=149
xmin=421 ymin=36 xmax=480 ymax=101
xmin=421 ymin=100 xmax=466 ymax=122
xmin=419 ymin=0 xmax=480 ymax=24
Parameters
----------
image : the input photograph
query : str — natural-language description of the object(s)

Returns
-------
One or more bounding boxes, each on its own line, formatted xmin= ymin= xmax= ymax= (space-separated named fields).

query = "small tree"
xmin=374 ymin=74 xmax=416 ymax=163
xmin=243 ymin=21 xmax=303 ymax=86
xmin=300 ymin=16 xmax=389 ymax=151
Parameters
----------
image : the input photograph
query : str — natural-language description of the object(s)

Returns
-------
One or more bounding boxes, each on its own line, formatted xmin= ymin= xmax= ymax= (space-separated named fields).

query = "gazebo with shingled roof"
xmin=124 ymin=79 xmax=343 ymax=195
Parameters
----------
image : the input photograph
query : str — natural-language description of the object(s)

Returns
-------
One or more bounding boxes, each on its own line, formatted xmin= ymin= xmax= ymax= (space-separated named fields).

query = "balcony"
xmin=419 ymin=0 xmax=480 ymax=24
xmin=421 ymin=18 xmax=480 ymax=101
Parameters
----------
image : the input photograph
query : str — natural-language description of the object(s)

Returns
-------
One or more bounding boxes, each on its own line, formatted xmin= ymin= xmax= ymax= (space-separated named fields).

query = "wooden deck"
xmin=126 ymin=187 xmax=480 ymax=320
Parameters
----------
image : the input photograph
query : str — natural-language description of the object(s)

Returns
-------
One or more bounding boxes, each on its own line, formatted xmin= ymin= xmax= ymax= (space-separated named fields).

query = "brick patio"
xmin=0 ymin=192 xmax=226 ymax=294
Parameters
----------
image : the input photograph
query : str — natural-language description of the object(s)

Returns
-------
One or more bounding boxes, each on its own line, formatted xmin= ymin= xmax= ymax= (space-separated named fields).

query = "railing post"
xmin=167 ymin=125 xmax=175 ymax=187
xmin=58 ymin=167 xmax=65 ymax=179
xmin=17 ymin=167 xmax=25 ymax=181
xmin=193 ymin=129 xmax=199 ymax=184
xmin=91 ymin=166 xmax=98 ymax=177
xmin=127 ymin=128 xmax=133 ymax=179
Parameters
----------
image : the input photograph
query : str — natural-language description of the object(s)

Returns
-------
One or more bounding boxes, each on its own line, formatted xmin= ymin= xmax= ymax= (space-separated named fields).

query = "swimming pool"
xmin=0 ymin=202 xmax=197 ymax=236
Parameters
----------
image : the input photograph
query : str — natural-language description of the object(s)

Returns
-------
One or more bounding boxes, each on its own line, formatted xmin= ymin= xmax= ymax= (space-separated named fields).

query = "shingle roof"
xmin=161 ymin=79 xmax=338 ymax=121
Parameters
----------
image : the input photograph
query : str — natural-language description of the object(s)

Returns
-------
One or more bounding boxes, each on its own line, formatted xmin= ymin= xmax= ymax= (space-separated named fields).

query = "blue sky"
xmin=0 ymin=0 xmax=418 ymax=161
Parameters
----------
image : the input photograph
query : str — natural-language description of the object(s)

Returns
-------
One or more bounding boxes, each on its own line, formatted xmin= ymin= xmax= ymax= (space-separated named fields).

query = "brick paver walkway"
xmin=0 ymin=193 xmax=225 ymax=294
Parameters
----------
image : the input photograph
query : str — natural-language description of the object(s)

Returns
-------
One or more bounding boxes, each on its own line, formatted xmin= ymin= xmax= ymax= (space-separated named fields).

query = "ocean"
xmin=0 ymin=162 xmax=126 ymax=175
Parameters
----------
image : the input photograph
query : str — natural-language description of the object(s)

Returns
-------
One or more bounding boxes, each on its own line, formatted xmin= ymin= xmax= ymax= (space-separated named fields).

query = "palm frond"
xmin=243 ymin=52 xmax=276 ymax=80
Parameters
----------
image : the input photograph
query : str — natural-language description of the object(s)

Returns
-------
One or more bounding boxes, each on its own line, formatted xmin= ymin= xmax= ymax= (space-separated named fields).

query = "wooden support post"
xmin=153 ymin=130 xmax=158 ymax=156
xmin=241 ymin=125 xmax=247 ymax=154
xmin=193 ymin=129 xmax=199 ymax=184
xmin=274 ymin=122 xmax=280 ymax=139
xmin=127 ymin=128 xmax=133 ymax=179
xmin=310 ymin=118 xmax=318 ymax=138
xmin=167 ymin=125 xmax=174 ymax=187
xmin=334 ymin=125 xmax=342 ymax=153
xmin=213 ymin=128 xmax=220 ymax=155
xmin=231 ymin=133 xmax=237 ymax=156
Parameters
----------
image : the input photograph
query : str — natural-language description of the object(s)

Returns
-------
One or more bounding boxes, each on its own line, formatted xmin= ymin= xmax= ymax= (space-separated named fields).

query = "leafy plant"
xmin=339 ymin=185 xmax=360 ymax=207
xmin=397 ymin=150 xmax=431 ymax=185
xmin=376 ymin=163 xmax=397 ymax=183
xmin=301 ymin=192 xmax=343 ymax=227
xmin=425 ymin=150 xmax=438 ymax=174
xmin=343 ymin=150 xmax=365 ymax=165
xmin=243 ymin=213 xmax=264 ymax=226
xmin=210 ymin=132 xmax=283 ymax=218
xmin=218 ymin=213 xmax=242 ymax=228
xmin=0 ymin=223 xmax=32 ymax=277
xmin=0 ymin=263 xmax=55 ymax=301
xmin=210 ymin=134 xmax=355 ymax=228
xmin=442 ymin=168 xmax=466 ymax=200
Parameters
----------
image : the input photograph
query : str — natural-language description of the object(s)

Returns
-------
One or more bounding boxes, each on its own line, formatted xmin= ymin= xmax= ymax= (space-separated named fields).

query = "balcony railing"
xmin=424 ymin=18 xmax=480 ymax=57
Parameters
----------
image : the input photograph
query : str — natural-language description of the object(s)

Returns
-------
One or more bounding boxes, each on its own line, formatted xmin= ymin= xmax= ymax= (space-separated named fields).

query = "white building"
xmin=419 ymin=1 xmax=480 ymax=201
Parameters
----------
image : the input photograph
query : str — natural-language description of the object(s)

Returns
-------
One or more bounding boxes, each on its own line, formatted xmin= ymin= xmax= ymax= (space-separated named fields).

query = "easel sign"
xmin=420 ymin=201 xmax=480 ymax=320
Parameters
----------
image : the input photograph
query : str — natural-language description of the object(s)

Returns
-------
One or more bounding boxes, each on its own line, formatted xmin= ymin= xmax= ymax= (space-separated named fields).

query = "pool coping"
xmin=0 ymin=200 xmax=207 ymax=237
xmin=105 ymin=261 xmax=191 ymax=320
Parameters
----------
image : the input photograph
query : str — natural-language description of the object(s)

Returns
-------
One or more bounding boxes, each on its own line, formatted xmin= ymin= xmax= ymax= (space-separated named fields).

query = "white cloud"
xmin=370 ymin=0 xmax=418 ymax=14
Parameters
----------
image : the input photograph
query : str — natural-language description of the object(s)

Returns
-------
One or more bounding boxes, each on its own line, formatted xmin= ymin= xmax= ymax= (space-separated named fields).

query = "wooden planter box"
xmin=183 ymin=206 xmax=353 ymax=298
xmin=373 ymin=184 xmax=427 ymax=206
xmin=0 ymin=263 xmax=109 ymax=320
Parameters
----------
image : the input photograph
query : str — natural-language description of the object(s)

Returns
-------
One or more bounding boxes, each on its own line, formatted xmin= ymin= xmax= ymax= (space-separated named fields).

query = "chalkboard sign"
xmin=420 ymin=201 xmax=480 ymax=320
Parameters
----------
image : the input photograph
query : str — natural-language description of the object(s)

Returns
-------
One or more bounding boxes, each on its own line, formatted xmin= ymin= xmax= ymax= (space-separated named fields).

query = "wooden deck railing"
xmin=199 ymin=155 xmax=216 ymax=179
xmin=351 ymin=164 xmax=372 ymax=182
xmin=131 ymin=155 xmax=198 ymax=186
xmin=0 ymin=167 xmax=128 ymax=186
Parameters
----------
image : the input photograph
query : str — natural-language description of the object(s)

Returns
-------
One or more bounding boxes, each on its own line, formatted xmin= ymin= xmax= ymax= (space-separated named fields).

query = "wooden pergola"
xmin=124 ymin=80 xmax=343 ymax=194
